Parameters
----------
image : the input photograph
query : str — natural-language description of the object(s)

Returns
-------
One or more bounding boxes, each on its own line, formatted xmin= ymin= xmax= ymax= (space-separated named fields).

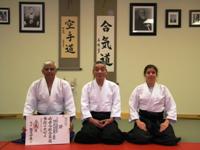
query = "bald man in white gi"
xmin=15 ymin=60 xmax=76 ymax=144
xmin=74 ymin=61 xmax=124 ymax=144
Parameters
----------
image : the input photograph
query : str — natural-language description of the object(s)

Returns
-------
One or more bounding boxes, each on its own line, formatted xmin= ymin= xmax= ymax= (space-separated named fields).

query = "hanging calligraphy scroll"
xmin=59 ymin=0 xmax=81 ymax=70
xmin=95 ymin=0 xmax=117 ymax=82
xmin=61 ymin=16 xmax=78 ymax=58
xmin=96 ymin=16 xmax=114 ymax=72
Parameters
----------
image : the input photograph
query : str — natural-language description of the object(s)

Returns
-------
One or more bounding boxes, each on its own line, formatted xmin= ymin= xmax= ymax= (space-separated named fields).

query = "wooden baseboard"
xmin=1 ymin=113 xmax=200 ymax=120
xmin=60 ymin=112 xmax=200 ymax=120
xmin=0 ymin=114 xmax=22 ymax=119
xmin=177 ymin=114 xmax=200 ymax=120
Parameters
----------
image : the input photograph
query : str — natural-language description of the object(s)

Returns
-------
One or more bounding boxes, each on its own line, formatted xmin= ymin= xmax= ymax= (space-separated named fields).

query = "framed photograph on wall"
xmin=0 ymin=8 xmax=10 ymax=24
xmin=19 ymin=2 xmax=45 ymax=33
xmin=129 ymin=3 xmax=157 ymax=36
xmin=165 ymin=9 xmax=181 ymax=28
xmin=189 ymin=10 xmax=200 ymax=27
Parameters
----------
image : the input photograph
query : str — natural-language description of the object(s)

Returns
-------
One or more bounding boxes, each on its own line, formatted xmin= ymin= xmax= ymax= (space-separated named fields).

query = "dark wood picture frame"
xmin=19 ymin=2 xmax=45 ymax=33
xmin=189 ymin=10 xmax=200 ymax=27
xmin=129 ymin=3 xmax=157 ymax=36
xmin=165 ymin=9 xmax=181 ymax=28
xmin=0 ymin=8 xmax=10 ymax=24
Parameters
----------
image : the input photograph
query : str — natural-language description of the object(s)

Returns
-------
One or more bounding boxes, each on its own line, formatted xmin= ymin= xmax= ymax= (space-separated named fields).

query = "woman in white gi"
xmin=126 ymin=64 xmax=181 ymax=145
xmin=15 ymin=60 xmax=76 ymax=143
xmin=74 ymin=61 xmax=124 ymax=144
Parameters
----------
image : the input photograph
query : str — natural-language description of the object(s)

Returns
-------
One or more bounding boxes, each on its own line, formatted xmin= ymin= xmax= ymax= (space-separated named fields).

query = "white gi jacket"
xmin=129 ymin=82 xmax=177 ymax=122
xmin=81 ymin=79 xmax=121 ymax=120
xmin=23 ymin=77 xmax=76 ymax=117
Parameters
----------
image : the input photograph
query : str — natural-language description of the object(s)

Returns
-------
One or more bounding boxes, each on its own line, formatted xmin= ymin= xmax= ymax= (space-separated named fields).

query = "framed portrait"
xmin=19 ymin=2 xmax=45 ymax=33
xmin=0 ymin=8 xmax=10 ymax=24
xmin=189 ymin=10 xmax=200 ymax=27
xmin=165 ymin=9 xmax=181 ymax=28
xmin=129 ymin=3 xmax=157 ymax=36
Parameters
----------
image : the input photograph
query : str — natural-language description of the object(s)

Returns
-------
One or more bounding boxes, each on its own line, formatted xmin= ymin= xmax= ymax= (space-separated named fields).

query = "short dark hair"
xmin=143 ymin=64 xmax=158 ymax=76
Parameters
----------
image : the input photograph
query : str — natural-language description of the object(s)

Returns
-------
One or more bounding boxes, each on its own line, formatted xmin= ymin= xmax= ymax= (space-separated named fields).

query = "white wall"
xmin=0 ymin=0 xmax=200 ymax=115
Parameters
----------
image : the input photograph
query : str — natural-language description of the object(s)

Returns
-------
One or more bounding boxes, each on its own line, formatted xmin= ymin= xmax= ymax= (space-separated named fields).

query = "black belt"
xmin=90 ymin=111 xmax=111 ymax=120
xmin=139 ymin=109 xmax=164 ymax=120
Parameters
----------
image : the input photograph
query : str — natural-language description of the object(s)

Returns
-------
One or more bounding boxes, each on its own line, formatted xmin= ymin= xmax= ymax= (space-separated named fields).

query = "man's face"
xmin=93 ymin=63 xmax=107 ymax=80
xmin=42 ymin=64 xmax=56 ymax=80
xmin=138 ymin=9 xmax=146 ymax=20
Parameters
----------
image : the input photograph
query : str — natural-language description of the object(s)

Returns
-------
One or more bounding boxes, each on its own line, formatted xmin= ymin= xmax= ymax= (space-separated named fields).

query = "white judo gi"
xmin=81 ymin=79 xmax=121 ymax=120
xmin=129 ymin=82 xmax=177 ymax=122
xmin=23 ymin=77 xmax=75 ymax=117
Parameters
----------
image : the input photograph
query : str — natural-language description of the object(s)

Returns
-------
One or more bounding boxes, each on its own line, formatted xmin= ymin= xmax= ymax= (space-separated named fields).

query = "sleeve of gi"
xmin=129 ymin=87 xmax=140 ymax=122
xmin=63 ymin=80 xmax=76 ymax=118
xmin=23 ymin=82 xmax=37 ymax=116
xmin=81 ymin=84 xmax=92 ymax=120
xmin=164 ymin=86 xmax=177 ymax=122
xmin=110 ymin=84 xmax=121 ymax=119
